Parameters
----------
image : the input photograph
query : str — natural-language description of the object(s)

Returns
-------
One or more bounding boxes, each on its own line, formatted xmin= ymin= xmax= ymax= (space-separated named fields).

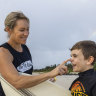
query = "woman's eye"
xmin=19 ymin=29 xmax=25 ymax=32
xmin=27 ymin=29 xmax=29 ymax=31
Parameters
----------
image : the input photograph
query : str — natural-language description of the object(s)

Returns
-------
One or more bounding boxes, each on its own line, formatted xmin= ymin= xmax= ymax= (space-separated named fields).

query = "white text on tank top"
xmin=17 ymin=60 xmax=33 ymax=72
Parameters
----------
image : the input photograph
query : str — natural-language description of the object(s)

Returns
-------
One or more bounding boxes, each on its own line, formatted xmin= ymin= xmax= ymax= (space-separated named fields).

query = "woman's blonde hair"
xmin=4 ymin=11 xmax=29 ymax=31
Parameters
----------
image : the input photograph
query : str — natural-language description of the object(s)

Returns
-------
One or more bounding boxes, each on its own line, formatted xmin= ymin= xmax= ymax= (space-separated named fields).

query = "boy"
xmin=69 ymin=40 xmax=96 ymax=96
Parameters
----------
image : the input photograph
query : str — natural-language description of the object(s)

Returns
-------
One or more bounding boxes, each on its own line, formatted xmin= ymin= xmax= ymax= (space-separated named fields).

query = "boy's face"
xmin=71 ymin=49 xmax=89 ymax=72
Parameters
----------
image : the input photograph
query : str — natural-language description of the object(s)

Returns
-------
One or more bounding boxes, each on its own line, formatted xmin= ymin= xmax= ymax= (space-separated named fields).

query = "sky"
xmin=0 ymin=0 xmax=96 ymax=69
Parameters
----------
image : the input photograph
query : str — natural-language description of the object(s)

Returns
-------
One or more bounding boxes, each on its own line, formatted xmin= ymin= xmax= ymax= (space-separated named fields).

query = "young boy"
xmin=69 ymin=40 xmax=96 ymax=96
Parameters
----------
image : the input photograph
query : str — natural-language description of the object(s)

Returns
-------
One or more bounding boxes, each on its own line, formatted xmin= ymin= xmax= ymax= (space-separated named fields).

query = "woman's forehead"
xmin=15 ymin=19 xmax=29 ymax=28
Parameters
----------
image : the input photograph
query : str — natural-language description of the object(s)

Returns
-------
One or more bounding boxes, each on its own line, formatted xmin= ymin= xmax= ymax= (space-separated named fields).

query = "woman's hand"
xmin=49 ymin=59 xmax=70 ymax=78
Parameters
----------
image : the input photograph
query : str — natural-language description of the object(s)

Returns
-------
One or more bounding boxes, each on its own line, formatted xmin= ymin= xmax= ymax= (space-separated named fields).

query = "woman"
xmin=0 ymin=11 xmax=69 ymax=96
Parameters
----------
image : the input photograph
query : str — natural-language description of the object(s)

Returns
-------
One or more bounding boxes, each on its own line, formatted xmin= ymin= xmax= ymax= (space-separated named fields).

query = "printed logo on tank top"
xmin=17 ymin=60 xmax=33 ymax=72
xmin=71 ymin=81 xmax=88 ymax=96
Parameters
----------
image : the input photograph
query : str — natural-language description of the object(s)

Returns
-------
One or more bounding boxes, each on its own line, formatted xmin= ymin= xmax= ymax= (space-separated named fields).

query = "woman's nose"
xmin=24 ymin=31 xmax=29 ymax=36
xmin=70 ymin=57 xmax=73 ymax=62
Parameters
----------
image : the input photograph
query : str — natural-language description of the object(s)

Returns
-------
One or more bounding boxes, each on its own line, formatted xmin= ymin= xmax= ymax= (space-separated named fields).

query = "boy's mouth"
xmin=72 ymin=64 xmax=77 ymax=68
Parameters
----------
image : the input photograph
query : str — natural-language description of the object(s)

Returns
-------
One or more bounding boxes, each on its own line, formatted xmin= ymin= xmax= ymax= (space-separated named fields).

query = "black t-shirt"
xmin=0 ymin=42 xmax=33 ymax=95
xmin=69 ymin=69 xmax=96 ymax=96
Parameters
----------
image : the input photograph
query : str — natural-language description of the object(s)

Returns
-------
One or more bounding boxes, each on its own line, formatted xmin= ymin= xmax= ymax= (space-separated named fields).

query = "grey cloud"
xmin=1 ymin=0 xmax=96 ymax=68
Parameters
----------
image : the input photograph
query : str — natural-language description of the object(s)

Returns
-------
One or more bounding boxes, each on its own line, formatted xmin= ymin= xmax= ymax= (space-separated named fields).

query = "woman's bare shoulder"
xmin=0 ymin=47 xmax=13 ymax=60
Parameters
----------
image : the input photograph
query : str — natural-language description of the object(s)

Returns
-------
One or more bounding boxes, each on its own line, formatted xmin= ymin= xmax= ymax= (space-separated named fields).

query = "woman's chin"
xmin=21 ymin=41 xmax=26 ymax=44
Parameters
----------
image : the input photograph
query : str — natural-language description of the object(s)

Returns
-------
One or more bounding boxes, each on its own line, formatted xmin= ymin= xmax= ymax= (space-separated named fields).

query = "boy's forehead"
xmin=71 ymin=49 xmax=82 ymax=55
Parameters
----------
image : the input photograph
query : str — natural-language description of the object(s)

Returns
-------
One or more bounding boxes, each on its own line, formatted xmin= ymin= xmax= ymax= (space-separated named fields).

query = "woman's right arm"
xmin=0 ymin=47 xmax=69 ymax=89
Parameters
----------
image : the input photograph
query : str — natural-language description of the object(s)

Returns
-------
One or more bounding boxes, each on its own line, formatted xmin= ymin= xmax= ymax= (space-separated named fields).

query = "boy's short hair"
xmin=70 ymin=40 xmax=96 ymax=65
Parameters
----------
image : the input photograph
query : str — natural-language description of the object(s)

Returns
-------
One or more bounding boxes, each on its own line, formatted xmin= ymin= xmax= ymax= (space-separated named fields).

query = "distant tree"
xmin=33 ymin=64 xmax=57 ymax=72
xmin=94 ymin=62 xmax=96 ymax=71
xmin=65 ymin=63 xmax=73 ymax=73
xmin=33 ymin=63 xmax=74 ymax=74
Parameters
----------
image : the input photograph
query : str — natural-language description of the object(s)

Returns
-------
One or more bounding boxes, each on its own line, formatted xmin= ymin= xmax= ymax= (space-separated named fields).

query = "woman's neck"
xmin=7 ymin=40 xmax=23 ymax=52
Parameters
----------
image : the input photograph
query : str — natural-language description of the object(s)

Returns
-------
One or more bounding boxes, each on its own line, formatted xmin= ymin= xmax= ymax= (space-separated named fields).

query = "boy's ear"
xmin=87 ymin=56 xmax=94 ymax=65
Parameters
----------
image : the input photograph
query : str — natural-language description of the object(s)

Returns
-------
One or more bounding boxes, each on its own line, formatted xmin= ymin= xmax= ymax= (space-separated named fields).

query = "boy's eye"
xmin=73 ymin=54 xmax=77 ymax=57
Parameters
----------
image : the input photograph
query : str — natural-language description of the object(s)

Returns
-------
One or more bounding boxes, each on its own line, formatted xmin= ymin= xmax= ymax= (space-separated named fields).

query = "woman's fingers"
xmin=50 ymin=59 xmax=70 ymax=77
xmin=58 ymin=59 xmax=71 ymax=75
xmin=61 ymin=59 xmax=71 ymax=65
xmin=58 ymin=66 xmax=68 ymax=75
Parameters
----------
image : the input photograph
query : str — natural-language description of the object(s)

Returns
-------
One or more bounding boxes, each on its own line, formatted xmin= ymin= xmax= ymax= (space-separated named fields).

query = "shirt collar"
xmin=78 ymin=69 xmax=94 ymax=77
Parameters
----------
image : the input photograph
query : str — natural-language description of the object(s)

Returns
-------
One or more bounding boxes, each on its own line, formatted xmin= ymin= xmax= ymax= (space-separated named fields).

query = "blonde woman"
xmin=0 ymin=11 xmax=69 ymax=95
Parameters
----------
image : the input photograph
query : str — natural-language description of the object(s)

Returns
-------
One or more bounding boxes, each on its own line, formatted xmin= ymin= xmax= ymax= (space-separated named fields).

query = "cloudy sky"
xmin=0 ymin=0 xmax=96 ymax=69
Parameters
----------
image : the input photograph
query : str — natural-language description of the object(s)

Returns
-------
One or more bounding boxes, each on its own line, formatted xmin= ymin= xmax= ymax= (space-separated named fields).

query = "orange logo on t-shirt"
xmin=71 ymin=81 xmax=88 ymax=96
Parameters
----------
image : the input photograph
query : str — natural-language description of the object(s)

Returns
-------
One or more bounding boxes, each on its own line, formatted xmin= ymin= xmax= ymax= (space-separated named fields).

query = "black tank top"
xmin=0 ymin=43 xmax=33 ymax=95
xmin=0 ymin=42 xmax=33 ymax=74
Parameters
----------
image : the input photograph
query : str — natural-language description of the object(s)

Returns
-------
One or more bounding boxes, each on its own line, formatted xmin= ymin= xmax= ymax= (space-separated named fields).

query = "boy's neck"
xmin=78 ymin=68 xmax=94 ymax=77
xmin=80 ymin=67 xmax=94 ymax=73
